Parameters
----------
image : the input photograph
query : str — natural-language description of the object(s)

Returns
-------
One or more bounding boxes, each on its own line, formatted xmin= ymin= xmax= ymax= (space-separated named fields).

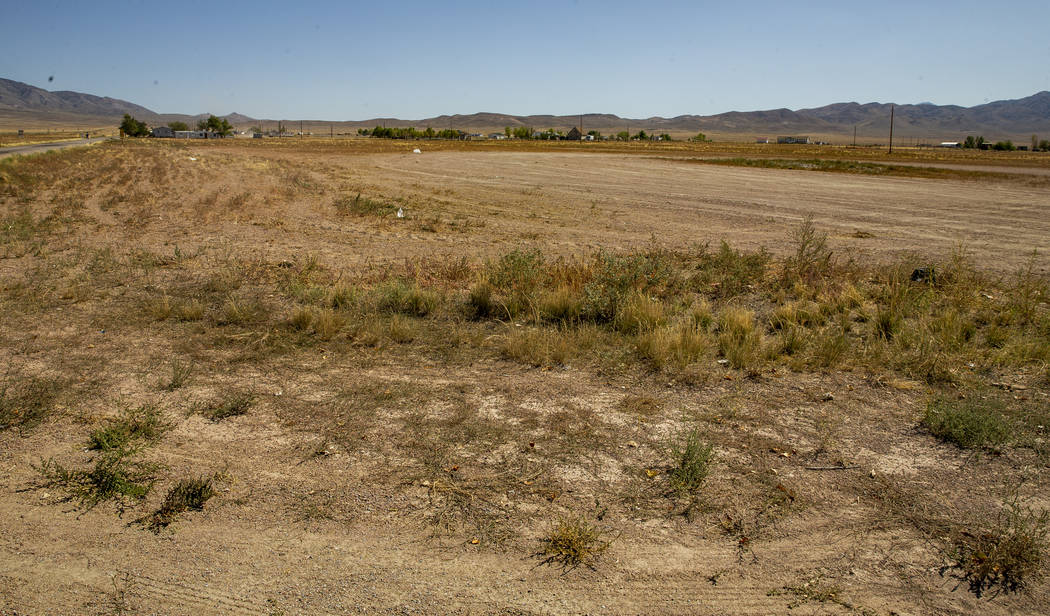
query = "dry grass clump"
xmin=146 ymin=477 xmax=215 ymax=532
xmin=717 ymin=307 xmax=763 ymax=371
xmin=0 ymin=374 xmax=64 ymax=434
xmin=635 ymin=322 xmax=710 ymax=371
xmin=87 ymin=405 xmax=170 ymax=452
xmin=198 ymin=392 xmax=253 ymax=422
xmin=951 ymin=497 xmax=1050 ymax=596
xmin=540 ymin=515 xmax=614 ymax=570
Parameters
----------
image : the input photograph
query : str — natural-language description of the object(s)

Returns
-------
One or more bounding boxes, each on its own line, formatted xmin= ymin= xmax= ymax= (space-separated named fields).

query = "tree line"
xmin=120 ymin=114 xmax=233 ymax=137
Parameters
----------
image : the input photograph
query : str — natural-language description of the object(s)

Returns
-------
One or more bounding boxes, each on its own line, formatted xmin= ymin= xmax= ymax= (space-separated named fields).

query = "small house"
xmin=151 ymin=126 xmax=174 ymax=138
xmin=777 ymin=136 xmax=810 ymax=144
xmin=565 ymin=126 xmax=582 ymax=141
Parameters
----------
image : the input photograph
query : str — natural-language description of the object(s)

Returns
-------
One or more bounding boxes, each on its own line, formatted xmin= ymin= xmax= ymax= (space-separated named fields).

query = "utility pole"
xmin=300 ymin=120 xmax=303 ymax=140
xmin=852 ymin=125 xmax=856 ymax=147
xmin=888 ymin=105 xmax=895 ymax=154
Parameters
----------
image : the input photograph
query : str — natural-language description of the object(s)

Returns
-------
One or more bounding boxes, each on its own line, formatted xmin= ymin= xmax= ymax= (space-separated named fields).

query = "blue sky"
xmin=3 ymin=1 xmax=1049 ymax=120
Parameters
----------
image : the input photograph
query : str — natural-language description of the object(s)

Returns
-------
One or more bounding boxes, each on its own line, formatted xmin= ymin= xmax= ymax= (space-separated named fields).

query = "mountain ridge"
xmin=2 ymin=78 xmax=1048 ymax=140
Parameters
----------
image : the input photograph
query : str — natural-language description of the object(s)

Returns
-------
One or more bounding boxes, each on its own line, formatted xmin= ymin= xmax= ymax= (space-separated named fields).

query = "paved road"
xmin=0 ymin=137 xmax=109 ymax=160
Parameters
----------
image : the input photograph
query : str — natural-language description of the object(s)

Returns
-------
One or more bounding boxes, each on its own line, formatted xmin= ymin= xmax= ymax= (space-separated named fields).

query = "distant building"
xmin=565 ymin=126 xmax=582 ymax=141
xmin=151 ymin=126 xmax=174 ymax=138
xmin=777 ymin=136 xmax=810 ymax=144
xmin=756 ymin=137 xmax=770 ymax=144
xmin=488 ymin=133 xmax=506 ymax=140
xmin=174 ymin=130 xmax=222 ymax=139
xmin=938 ymin=142 xmax=960 ymax=148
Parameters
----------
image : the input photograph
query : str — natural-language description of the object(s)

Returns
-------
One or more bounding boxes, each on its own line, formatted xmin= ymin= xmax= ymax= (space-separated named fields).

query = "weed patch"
xmin=88 ymin=405 xmax=170 ymax=452
xmin=145 ymin=477 xmax=215 ymax=532
xmin=923 ymin=396 xmax=1010 ymax=450
xmin=0 ymin=374 xmax=63 ymax=434
xmin=198 ymin=392 xmax=253 ymax=422
xmin=540 ymin=515 xmax=614 ymax=570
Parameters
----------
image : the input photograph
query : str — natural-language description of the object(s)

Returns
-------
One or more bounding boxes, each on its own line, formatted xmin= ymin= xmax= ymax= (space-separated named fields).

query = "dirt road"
xmin=0 ymin=136 xmax=108 ymax=159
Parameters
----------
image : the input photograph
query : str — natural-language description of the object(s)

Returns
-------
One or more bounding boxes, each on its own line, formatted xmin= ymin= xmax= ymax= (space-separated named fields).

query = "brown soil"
xmin=1 ymin=140 xmax=1048 ymax=615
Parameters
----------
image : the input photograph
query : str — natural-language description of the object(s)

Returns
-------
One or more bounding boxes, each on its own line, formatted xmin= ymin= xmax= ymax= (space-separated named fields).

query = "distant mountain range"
xmin=2 ymin=77 xmax=1048 ymax=140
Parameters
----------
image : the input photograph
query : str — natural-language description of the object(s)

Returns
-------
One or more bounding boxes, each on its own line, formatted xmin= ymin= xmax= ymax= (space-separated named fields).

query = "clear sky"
xmin=3 ymin=0 xmax=1049 ymax=120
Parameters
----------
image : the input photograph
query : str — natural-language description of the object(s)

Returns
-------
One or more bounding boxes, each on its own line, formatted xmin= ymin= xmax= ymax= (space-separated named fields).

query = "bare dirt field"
xmin=1 ymin=140 xmax=1049 ymax=615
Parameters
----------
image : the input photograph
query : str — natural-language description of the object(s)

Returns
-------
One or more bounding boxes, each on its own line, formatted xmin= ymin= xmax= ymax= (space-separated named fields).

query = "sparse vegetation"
xmin=951 ymin=496 xmax=1049 ymax=596
xmin=923 ymin=396 xmax=1010 ymax=450
xmin=198 ymin=392 xmax=253 ymax=421
xmin=36 ymin=451 xmax=158 ymax=513
xmin=0 ymin=374 xmax=63 ymax=434
xmin=540 ymin=515 xmax=613 ymax=570
xmin=88 ymin=405 xmax=170 ymax=452
xmin=146 ymin=477 xmax=215 ymax=531
xmin=667 ymin=428 xmax=715 ymax=497
xmin=4 ymin=138 xmax=1050 ymax=612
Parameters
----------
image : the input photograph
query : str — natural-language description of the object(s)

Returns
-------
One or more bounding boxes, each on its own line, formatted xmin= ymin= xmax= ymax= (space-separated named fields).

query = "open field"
xmin=1 ymin=139 xmax=1049 ymax=614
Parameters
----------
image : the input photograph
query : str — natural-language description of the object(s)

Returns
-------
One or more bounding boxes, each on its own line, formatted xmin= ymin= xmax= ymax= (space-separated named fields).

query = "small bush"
xmin=467 ymin=280 xmax=499 ymax=319
xmin=0 ymin=375 xmax=62 ymax=434
xmin=541 ymin=515 xmax=613 ymax=569
xmin=147 ymin=477 xmax=215 ymax=531
xmin=88 ymin=405 xmax=170 ymax=452
xmin=217 ymin=296 xmax=267 ymax=326
xmin=374 ymin=280 xmax=438 ymax=317
xmin=693 ymin=240 xmax=769 ymax=298
xmin=635 ymin=323 xmax=709 ymax=371
xmin=717 ymin=307 xmax=763 ymax=370
xmin=162 ymin=358 xmax=192 ymax=391
xmin=502 ymin=326 xmax=575 ymax=367
xmin=613 ymin=292 xmax=665 ymax=334
xmin=334 ymin=193 xmax=396 ymax=217
xmin=539 ymin=284 xmax=583 ymax=324
xmin=784 ymin=215 xmax=833 ymax=285
xmin=199 ymin=393 xmax=253 ymax=422
xmin=923 ymin=396 xmax=1010 ymax=449
xmin=952 ymin=497 xmax=1049 ymax=596
xmin=37 ymin=452 xmax=157 ymax=512
xmin=667 ymin=428 xmax=714 ymax=496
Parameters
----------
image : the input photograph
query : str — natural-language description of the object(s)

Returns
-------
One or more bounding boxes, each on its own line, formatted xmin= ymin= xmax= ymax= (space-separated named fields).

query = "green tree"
xmin=167 ymin=121 xmax=189 ymax=131
xmin=633 ymin=130 xmax=648 ymax=141
xmin=195 ymin=119 xmax=208 ymax=131
xmin=1039 ymin=140 xmax=1050 ymax=152
xmin=119 ymin=114 xmax=149 ymax=137
xmin=203 ymin=115 xmax=232 ymax=136
xmin=992 ymin=140 xmax=1015 ymax=151
xmin=504 ymin=126 xmax=511 ymax=137
xmin=692 ymin=131 xmax=708 ymax=142
xmin=249 ymin=125 xmax=262 ymax=134
xmin=658 ymin=133 xmax=672 ymax=141
xmin=615 ymin=131 xmax=629 ymax=141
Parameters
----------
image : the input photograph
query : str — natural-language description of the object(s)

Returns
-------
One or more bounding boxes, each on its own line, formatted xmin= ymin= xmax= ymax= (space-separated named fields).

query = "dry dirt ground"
xmin=1 ymin=140 xmax=1049 ymax=615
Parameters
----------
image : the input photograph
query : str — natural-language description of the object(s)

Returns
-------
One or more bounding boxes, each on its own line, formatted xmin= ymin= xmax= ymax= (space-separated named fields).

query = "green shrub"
xmin=37 ymin=451 xmax=157 ymax=512
xmin=923 ymin=396 xmax=1010 ymax=449
xmin=147 ymin=477 xmax=215 ymax=531
xmin=667 ymin=428 xmax=714 ymax=496
xmin=374 ymin=280 xmax=438 ymax=317
xmin=88 ymin=405 xmax=170 ymax=452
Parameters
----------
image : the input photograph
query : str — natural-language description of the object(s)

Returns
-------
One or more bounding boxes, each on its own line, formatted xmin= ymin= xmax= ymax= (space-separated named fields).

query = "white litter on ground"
xmin=412 ymin=148 xmax=421 ymax=154
xmin=396 ymin=208 xmax=404 ymax=218
xmin=188 ymin=157 xmax=197 ymax=161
